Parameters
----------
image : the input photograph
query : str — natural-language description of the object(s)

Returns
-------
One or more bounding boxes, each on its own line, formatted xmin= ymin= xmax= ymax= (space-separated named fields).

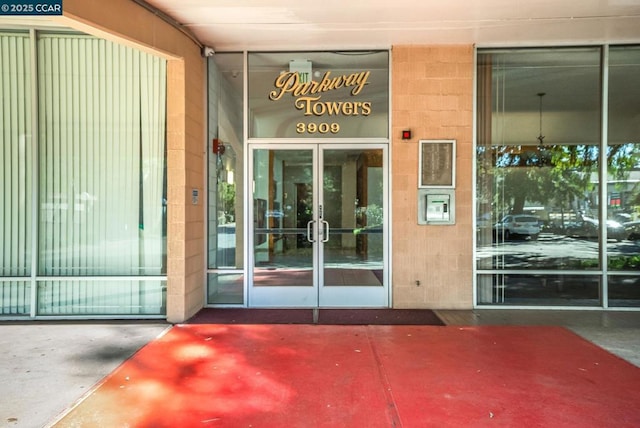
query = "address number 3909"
xmin=296 ymin=122 xmax=340 ymax=134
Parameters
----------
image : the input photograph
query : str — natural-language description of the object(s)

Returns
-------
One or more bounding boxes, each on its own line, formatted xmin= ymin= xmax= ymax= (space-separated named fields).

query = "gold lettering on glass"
xmin=269 ymin=69 xmax=374 ymax=135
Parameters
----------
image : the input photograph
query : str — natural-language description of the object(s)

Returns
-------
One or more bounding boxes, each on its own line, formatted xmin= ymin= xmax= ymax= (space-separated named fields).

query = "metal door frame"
xmin=247 ymin=142 xmax=389 ymax=308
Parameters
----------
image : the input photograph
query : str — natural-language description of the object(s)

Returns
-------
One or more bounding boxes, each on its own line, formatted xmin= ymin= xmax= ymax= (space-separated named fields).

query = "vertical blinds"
xmin=37 ymin=34 xmax=166 ymax=276
xmin=1 ymin=31 xmax=167 ymax=315
xmin=0 ymin=33 xmax=32 ymax=277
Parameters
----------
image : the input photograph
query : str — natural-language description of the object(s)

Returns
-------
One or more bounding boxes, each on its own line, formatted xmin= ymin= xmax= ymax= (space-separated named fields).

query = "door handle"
xmin=307 ymin=220 xmax=316 ymax=242
xmin=321 ymin=220 xmax=329 ymax=243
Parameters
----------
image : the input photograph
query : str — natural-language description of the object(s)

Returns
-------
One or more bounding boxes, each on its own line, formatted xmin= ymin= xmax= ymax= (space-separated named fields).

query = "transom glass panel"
xmin=248 ymin=51 xmax=389 ymax=139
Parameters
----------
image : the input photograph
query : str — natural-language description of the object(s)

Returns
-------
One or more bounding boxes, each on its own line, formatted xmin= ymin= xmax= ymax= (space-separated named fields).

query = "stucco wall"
xmin=59 ymin=0 xmax=206 ymax=323
xmin=391 ymin=45 xmax=474 ymax=309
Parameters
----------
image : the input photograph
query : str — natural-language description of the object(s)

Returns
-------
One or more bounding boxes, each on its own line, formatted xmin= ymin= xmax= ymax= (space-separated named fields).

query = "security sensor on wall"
xmin=202 ymin=46 xmax=215 ymax=57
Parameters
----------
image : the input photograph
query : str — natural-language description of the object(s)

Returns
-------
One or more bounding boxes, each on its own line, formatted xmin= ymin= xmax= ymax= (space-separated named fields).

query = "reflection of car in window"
xmin=476 ymin=213 xmax=492 ymax=229
xmin=493 ymin=215 xmax=540 ymax=240
xmin=266 ymin=210 xmax=284 ymax=218
xmin=625 ymin=221 xmax=640 ymax=241
xmin=565 ymin=217 xmax=626 ymax=242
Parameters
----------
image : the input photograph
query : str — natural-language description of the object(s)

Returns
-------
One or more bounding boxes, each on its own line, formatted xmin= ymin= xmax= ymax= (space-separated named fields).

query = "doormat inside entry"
xmin=185 ymin=308 xmax=444 ymax=326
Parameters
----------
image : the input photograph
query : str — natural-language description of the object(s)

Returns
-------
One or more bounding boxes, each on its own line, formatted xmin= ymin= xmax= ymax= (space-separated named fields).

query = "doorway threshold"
xmin=186 ymin=308 xmax=444 ymax=325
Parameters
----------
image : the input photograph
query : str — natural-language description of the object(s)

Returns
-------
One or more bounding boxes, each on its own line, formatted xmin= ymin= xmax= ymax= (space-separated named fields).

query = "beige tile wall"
xmin=392 ymin=46 xmax=474 ymax=309
xmin=60 ymin=0 xmax=206 ymax=323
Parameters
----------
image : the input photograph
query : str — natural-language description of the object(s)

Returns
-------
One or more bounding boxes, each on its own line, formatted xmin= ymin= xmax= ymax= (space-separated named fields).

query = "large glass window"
xmin=1 ymin=31 xmax=167 ymax=316
xmin=476 ymin=47 xmax=606 ymax=306
xmin=477 ymin=46 xmax=640 ymax=308
xmin=607 ymin=46 xmax=640 ymax=307
xmin=37 ymin=34 xmax=166 ymax=277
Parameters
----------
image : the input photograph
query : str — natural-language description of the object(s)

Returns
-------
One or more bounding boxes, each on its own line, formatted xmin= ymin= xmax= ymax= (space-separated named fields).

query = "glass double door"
xmin=249 ymin=144 xmax=388 ymax=307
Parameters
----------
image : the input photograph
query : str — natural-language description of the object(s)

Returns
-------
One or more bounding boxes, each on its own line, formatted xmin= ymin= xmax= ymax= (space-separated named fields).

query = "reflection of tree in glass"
xmin=609 ymin=143 xmax=640 ymax=207
xmin=487 ymin=144 xmax=598 ymax=216
xmin=354 ymin=204 xmax=383 ymax=235
xmin=481 ymin=142 xmax=639 ymax=232
xmin=218 ymin=182 xmax=235 ymax=223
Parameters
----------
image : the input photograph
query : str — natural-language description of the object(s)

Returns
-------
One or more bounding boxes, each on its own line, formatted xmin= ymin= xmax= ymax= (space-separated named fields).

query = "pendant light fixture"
xmin=536 ymin=92 xmax=550 ymax=167
xmin=537 ymin=92 xmax=546 ymax=146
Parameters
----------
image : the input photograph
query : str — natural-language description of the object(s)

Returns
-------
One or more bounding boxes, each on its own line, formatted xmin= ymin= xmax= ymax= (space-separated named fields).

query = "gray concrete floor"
xmin=0 ymin=321 xmax=169 ymax=428
xmin=1 ymin=310 xmax=639 ymax=428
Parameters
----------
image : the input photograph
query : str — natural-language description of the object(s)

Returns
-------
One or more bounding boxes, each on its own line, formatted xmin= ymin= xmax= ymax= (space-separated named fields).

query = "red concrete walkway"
xmin=52 ymin=325 xmax=640 ymax=427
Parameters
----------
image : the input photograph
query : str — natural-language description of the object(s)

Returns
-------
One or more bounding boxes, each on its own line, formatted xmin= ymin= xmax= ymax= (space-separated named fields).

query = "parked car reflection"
xmin=266 ymin=210 xmax=285 ymax=219
xmin=565 ymin=217 xmax=626 ymax=241
xmin=624 ymin=221 xmax=640 ymax=241
xmin=493 ymin=214 xmax=541 ymax=240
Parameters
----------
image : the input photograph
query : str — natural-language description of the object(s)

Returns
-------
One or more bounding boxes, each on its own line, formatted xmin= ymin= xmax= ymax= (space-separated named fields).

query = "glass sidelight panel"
xmin=207 ymin=52 xmax=245 ymax=304
xmin=252 ymin=149 xmax=315 ymax=288
xmin=322 ymin=149 xmax=384 ymax=287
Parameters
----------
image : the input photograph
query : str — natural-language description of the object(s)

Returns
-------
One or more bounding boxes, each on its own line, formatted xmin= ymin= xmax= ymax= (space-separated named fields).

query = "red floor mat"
xmin=53 ymin=325 xmax=640 ymax=427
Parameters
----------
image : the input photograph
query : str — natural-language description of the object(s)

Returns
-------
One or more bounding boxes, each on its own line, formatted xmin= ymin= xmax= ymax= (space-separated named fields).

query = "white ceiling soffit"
xmin=144 ymin=0 xmax=640 ymax=51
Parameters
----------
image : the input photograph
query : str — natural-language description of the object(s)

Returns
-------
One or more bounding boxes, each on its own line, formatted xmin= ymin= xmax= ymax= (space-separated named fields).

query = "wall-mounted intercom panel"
xmin=418 ymin=188 xmax=455 ymax=225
